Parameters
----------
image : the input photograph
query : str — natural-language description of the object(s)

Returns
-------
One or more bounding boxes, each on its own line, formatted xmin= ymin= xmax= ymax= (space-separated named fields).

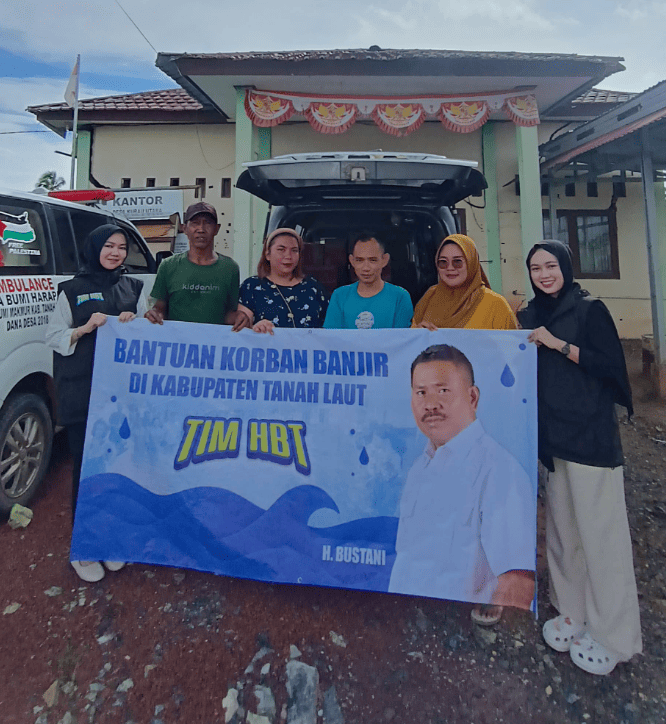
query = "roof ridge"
xmin=158 ymin=47 xmax=624 ymax=63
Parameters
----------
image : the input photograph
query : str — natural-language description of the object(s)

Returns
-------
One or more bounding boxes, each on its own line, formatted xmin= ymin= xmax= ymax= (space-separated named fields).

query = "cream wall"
xmin=92 ymin=125 xmax=237 ymax=254
xmin=492 ymin=121 xmax=652 ymax=337
xmin=543 ymin=178 xmax=651 ymax=338
xmin=90 ymin=119 xmax=653 ymax=337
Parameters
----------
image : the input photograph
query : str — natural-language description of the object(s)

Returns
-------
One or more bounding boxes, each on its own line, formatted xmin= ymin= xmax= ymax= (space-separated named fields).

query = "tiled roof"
xmin=573 ymin=88 xmax=638 ymax=104
xmin=28 ymin=88 xmax=200 ymax=114
xmin=162 ymin=47 xmax=623 ymax=64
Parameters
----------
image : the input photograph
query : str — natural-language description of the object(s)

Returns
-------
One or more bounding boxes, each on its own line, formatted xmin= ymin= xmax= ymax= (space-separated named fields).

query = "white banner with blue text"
xmin=72 ymin=319 xmax=537 ymax=609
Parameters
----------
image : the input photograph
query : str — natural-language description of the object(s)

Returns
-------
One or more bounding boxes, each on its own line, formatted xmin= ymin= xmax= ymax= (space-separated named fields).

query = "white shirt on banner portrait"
xmin=388 ymin=419 xmax=535 ymax=604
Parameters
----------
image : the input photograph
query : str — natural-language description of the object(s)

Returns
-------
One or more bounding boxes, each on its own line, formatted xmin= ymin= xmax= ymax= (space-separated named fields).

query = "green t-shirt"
xmin=150 ymin=252 xmax=239 ymax=324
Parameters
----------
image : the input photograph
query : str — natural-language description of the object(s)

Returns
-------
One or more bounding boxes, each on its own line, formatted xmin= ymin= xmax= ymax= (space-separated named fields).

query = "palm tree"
xmin=35 ymin=171 xmax=66 ymax=191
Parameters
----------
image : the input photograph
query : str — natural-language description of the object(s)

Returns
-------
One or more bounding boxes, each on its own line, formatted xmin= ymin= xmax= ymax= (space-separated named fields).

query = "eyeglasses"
xmin=436 ymin=257 xmax=465 ymax=270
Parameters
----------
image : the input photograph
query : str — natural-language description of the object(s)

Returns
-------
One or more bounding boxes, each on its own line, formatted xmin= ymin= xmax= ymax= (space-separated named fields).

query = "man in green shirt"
xmin=145 ymin=202 xmax=250 ymax=328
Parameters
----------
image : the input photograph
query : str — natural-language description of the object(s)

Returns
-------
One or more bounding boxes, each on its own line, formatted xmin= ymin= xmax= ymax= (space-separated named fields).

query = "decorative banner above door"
xmin=245 ymin=89 xmax=539 ymax=136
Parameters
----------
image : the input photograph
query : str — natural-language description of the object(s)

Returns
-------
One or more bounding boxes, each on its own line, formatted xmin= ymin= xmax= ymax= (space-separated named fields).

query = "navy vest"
xmin=53 ymin=273 xmax=143 ymax=425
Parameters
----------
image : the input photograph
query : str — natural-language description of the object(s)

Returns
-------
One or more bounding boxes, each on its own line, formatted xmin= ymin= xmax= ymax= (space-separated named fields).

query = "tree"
xmin=35 ymin=171 xmax=66 ymax=191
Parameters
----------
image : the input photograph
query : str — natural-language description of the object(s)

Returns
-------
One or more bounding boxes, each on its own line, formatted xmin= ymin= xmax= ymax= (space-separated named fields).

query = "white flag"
xmin=64 ymin=56 xmax=80 ymax=108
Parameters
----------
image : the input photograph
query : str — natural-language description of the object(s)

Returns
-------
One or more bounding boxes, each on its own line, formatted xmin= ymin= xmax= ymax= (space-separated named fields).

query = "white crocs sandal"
xmin=103 ymin=561 xmax=126 ymax=572
xmin=543 ymin=615 xmax=585 ymax=652
xmin=570 ymin=633 xmax=619 ymax=675
xmin=71 ymin=560 xmax=105 ymax=582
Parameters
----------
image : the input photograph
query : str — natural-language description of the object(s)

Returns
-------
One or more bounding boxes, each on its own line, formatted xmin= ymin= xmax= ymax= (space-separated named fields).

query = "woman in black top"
xmin=518 ymin=240 xmax=641 ymax=675
xmin=46 ymin=225 xmax=146 ymax=582
xmin=238 ymin=228 xmax=328 ymax=333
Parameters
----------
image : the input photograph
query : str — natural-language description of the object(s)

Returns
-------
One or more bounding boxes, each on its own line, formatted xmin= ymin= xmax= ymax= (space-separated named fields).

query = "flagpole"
xmin=69 ymin=55 xmax=80 ymax=190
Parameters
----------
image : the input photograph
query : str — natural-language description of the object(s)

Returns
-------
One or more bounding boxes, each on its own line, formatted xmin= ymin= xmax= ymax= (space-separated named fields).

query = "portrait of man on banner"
xmin=389 ymin=343 xmax=536 ymax=609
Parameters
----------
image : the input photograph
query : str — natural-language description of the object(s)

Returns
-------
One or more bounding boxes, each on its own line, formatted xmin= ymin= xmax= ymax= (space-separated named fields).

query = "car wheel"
xmin=0 ymin=392 xmax=53 ymax=515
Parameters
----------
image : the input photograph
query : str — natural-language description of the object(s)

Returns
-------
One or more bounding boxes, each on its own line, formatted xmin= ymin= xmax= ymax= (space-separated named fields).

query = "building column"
xmin=640 ymin=127 xmax=666 ymax=396
xmin=515 ymin=125 xmax=542 ymax=295
xmin=251 ymin=126 xmax=272 ymax=270
xmin=655 ymin=180 xmax=666 ymax=332
xmin=234 ymin=87 xmax=272 ymax=278
xmin=75 ymin=130 xmax=91 ymax=190
xmin=234 ymin=87 xmax=255 ymax=278
xmin=481 ymin=122 xmax=502 ymax=293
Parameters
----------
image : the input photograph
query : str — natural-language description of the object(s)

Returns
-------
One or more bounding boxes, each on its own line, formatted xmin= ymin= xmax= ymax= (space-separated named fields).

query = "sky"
xmin=2 ymin=0 xmax=665 ymax=192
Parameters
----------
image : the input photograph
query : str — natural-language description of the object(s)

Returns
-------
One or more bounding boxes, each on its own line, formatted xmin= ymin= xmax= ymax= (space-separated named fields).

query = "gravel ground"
xmin=1 ymin=342 xmax=665 ymax=724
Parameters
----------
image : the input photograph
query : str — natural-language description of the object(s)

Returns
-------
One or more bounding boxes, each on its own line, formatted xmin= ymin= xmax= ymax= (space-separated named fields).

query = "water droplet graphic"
xmin=522 ymin=399 xmax=527 ymax=404
xmin=119 ymin=417 xmax=131 ymax=439
xmin=350 ymin=429 xmax=355 ymax=435
xmin=111 ymin=396 xmax=117 ymax=402
xmin=359 ymin=447 xmax=369 ymax=465
xmin=107 ymin=449 xmax=112 ymax=453
xmin=519 ymin=344 xmax=526 ymax=351
xmin=500 ymin=365 xmax=515 ymax=387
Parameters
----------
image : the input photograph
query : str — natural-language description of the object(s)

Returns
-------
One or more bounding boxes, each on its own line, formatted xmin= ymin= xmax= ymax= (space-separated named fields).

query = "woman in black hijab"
xmin=518 ymin=240 xmax=641 ymax=675
xmin=46 ymin=225 xmax=147 ymax=582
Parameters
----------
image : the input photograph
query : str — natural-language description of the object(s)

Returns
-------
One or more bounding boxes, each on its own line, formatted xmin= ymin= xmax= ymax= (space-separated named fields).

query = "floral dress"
xmin=239 ymin=276 xmax=329 ymax=328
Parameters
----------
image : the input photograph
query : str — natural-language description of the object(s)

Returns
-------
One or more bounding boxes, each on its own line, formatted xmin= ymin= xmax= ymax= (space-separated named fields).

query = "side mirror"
xmin=155 ymin=250 xmax=173 ymax=269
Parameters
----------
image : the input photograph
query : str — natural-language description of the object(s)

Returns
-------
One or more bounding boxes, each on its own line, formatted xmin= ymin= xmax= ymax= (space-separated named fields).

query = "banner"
xmin=244 ymin=89 xmax=540 ymax=136
xmin=72 ymin=320 xmax=537 ymax=609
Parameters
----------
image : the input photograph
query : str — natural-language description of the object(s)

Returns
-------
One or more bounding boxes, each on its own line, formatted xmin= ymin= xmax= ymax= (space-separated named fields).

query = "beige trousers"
xmin=546 ymin=457 xmax=642 ymax=660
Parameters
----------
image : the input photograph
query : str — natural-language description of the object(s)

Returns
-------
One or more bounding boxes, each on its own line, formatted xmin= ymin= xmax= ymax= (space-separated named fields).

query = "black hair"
xmin=410 ymin=344 xmax=475 ymax=386
xmin=350 ymin=232 xmax=386 ymax=255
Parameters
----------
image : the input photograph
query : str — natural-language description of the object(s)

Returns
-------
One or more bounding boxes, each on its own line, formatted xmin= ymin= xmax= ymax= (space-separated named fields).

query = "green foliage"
xmin=35 ymin=170 xmax=66 ymax=191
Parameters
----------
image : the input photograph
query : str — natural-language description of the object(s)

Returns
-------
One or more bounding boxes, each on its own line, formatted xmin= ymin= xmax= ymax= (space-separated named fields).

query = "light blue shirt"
xmin=323 ymin=282 xmax=413 ymax=329
xmin=389 ymin=419 xmax=536 ymax=604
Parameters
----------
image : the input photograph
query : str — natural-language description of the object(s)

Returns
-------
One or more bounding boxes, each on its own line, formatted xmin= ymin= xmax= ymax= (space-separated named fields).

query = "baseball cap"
xmin=184 ymin=201 xmax=218 ymax=223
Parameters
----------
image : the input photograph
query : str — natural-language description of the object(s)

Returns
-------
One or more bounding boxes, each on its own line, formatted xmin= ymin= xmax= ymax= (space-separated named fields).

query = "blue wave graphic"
xmin=71 ymin=474 xmax=397 ymax=592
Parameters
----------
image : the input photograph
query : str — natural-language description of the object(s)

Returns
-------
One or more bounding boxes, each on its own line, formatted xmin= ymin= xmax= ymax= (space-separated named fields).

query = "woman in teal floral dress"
xmin=239 ymin=228 xmax=328 ymax=333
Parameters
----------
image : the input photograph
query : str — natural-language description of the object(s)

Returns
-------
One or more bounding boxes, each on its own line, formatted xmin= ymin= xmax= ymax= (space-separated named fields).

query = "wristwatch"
xmin=560 ymin=342 xmax=571 ymax=356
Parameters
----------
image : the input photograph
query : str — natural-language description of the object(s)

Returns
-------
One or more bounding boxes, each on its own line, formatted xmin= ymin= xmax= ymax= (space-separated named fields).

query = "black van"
xmin=236 ymin=151 xmax=487 ymax=303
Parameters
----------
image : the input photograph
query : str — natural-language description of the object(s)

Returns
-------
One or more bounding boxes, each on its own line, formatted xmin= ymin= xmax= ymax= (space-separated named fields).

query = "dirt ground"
xmin=1 ymin=341 xmax=665 ymax=724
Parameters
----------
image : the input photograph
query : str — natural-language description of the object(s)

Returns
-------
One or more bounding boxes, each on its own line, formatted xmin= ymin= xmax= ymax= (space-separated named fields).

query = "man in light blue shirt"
xmin=323 ymin=233 xmax=413 ymax=329
xmin=389 ymin=344 xmax=536 ymax=609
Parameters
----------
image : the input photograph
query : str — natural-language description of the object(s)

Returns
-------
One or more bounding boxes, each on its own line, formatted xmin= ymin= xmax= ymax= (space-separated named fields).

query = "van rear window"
xmin=0 ymin=199 xmax=51 ymax=275
xmin=288 ymin=209 xmax=446 ymax=303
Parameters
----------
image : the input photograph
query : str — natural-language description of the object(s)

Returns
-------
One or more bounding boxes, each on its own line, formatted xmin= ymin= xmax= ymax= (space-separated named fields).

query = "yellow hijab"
xmin=412 ymin=234 xmax=491 ymax=328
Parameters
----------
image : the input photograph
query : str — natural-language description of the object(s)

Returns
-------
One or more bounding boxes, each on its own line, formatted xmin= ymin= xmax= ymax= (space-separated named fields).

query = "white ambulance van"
xmin=0 ymin=189 xmax=156 ymax=514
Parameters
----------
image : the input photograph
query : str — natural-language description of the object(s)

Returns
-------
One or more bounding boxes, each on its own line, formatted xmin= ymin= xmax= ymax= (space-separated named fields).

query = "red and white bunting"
xmin=372 ymin=103 xmax=426 ymax=137
xmin=503 ymin=95 xmax=539 ymax=127
xmin=305 ymin=102 xmax=357 ymax=134
xmin=438 ymin=100 xmax=490 ymax=134
xmin=245 ymin=91 xmax=295 ymax=127
xmin=244 ymin=90 xmax=540 ymax=135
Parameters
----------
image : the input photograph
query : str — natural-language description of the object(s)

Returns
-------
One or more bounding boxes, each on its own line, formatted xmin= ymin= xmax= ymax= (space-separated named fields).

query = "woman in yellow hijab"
xmin=413 ymin=234 xmax=518 ymax=627
xmin=412 ymin=234 xmax=517 ymax=331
